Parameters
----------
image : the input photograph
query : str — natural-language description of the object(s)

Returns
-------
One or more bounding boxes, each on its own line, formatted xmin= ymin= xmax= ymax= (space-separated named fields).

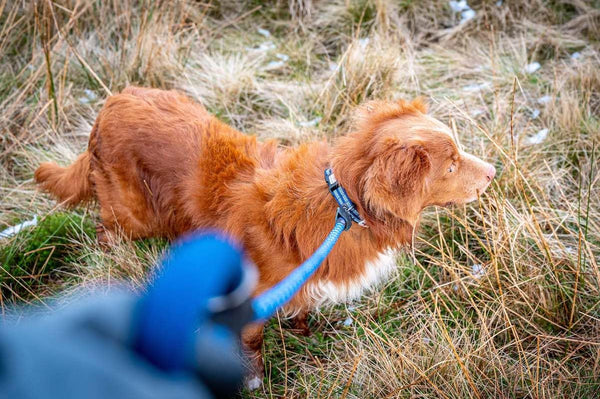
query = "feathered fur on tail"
xmin=34 ymin=152 xmax=93 ymax=207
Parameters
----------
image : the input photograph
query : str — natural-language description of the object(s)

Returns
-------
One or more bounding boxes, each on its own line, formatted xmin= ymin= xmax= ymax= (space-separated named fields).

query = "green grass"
xmin=0 ymin=212 xmax=95 ymax=304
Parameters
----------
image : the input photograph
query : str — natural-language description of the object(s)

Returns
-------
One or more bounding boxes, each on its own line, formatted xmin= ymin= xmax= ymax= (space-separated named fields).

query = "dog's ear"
xmin=362 ymin=139 xmax=431 ymax=221
xmin=389 ymin=143 xmax=431 ymax=198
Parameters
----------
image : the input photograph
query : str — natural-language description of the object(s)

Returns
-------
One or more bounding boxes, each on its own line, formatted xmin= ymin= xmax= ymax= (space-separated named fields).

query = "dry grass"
xmin=1 ymin=0 xmax=599 ymax=397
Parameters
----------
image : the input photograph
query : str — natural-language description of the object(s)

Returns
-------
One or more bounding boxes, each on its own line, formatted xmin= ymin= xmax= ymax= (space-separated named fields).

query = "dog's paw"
xmin=95 ymin=223 xmax=110 ymax=247
xmin=244 ymin=375 xmax=263 ymax=391
xmin=293 ymin=325 xmax=312 ymax=337
xmin=291 ymin=311 xmax=312 ymax=336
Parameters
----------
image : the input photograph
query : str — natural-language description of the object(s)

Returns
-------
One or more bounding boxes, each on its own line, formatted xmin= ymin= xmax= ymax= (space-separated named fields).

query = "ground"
xmin=1 ymin=0 xmax=599 ymax=397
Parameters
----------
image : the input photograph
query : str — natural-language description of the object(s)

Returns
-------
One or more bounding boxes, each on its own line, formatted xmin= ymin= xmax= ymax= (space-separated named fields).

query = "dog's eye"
xmin=448 ymin=163 xmax=456 ymax=173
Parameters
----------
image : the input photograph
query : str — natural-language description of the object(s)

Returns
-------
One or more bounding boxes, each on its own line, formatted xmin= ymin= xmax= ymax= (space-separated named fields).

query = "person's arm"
xmin=0 ymin=233 xmax=254 ymax=399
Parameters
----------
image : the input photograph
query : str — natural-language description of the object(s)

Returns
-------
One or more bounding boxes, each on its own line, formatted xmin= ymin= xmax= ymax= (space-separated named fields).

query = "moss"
xmin=0 ymin=212 xmax=95 ymax=301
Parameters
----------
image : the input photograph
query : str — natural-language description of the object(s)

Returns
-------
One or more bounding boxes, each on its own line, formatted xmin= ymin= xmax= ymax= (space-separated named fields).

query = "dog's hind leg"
xmin=93 ymin=168 xmax=158 ymax=242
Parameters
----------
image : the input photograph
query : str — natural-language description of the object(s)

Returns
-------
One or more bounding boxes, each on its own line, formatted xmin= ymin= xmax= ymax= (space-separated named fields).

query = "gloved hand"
xmin=0 ymin=233 xmax=256 ymax=399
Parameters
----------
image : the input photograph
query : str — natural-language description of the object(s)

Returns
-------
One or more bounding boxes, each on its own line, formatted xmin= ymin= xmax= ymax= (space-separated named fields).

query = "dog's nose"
xmin=486 ymin=165 xmax=496 ymax=181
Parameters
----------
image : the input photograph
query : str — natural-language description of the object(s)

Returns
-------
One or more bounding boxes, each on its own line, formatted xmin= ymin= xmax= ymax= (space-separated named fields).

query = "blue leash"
xmin=252 ymin=169 xmax=366 ymax=321
xmin=135 ymin=171 xmax=367 ymax=370
xmin=252 ymin=218 xmax=346 ymax=320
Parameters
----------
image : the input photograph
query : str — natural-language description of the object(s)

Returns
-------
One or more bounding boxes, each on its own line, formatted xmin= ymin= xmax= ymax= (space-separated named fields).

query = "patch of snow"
xmin=496 ymin=0 xmax=503 ymax=6
xmin=79 ymin=89 xmax=97 ymax=104
xmin=565 ymin=246 xmax=575 ymax=254
xmin=449 ymin=1 xmax=469 ymax=12
xmin=571 ymin=52 xmax=581 ymax=60
xmin=526 ymin=128 xmax=549 ymax=145
xmin=537 ymin=95 xmax=552 ymax=104
xmin=248 ymin=41 xmax=276 ymax=52
xmin=531 ymin=108 xmax=540 ymax=119
xmin=84 ymin=89 xmax=96 ymax=99
xmin=264 ymin=60 xmax=286 ymax=70
xmin=257 ymin=28 xmax=271 ymax=38
xmin=471 ymin=264 xmax=485 ymax=279
xmin=525 ymin=62 xmax=541 ymax=73
xmin=342 ymin=317 xmax=353 ymax=326
xmin=298 ymin=116 xmax=322 ymax=127
xmin=358 ymin=38 xmax=370 ymax=49
xmin=461 ymin=9 xmax=476 ymax=23
xmin=264 ymin=53 xmax=290 ymax=70
xmin=463 ymin=82 xmax=490 ymax=92
xmin=0 ymin=216 xmax=38 ymax=239
xmin=449 ymin=1 xmax=475 ymax=24
xmin=246 ymin=376 xmax=262 ymax=391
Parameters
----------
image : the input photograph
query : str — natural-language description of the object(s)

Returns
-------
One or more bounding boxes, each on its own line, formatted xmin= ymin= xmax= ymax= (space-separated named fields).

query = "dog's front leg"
xmin=241 ymin=322 xmax=265 ymax=391
xmin=291 ymin=308 xmax=312 ymax=336
xmin=95 ymin=223 xmax=109 ymax=247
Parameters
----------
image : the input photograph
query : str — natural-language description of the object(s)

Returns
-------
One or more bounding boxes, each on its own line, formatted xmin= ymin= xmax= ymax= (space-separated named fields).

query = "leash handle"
xmin=135 ymin=233 xmax=248 ymax=371
xmin=252 ymin=219 xmax=347 ymax=320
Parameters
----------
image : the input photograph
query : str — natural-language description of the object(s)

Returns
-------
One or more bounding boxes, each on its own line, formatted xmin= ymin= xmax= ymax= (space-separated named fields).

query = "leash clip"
xmin=335 ymin=207 xmax=353 ymax=231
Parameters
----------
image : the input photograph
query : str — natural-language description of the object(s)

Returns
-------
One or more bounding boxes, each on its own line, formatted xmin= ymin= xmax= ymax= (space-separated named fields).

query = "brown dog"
xmin=35 ymin=86 xmax=495 ymax=388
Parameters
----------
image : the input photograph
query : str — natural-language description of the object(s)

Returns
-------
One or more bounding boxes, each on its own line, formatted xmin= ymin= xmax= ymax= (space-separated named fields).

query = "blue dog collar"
xmin=324 ymin=168 xmax=367 ymax=230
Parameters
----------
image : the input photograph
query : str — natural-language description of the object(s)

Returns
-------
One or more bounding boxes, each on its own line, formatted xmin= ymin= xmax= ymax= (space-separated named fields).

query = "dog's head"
xmin=334 ymin=99 xmax=496 ymax=225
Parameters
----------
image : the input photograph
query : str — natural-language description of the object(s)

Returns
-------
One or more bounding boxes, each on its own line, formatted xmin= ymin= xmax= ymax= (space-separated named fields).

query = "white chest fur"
xmin=304 ymin=249 xmax=398 ymax=308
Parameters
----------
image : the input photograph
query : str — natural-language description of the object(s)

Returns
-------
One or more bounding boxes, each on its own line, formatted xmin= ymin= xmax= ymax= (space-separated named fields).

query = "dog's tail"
xmin=34 ymin=151 xmax=93 ymax=207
